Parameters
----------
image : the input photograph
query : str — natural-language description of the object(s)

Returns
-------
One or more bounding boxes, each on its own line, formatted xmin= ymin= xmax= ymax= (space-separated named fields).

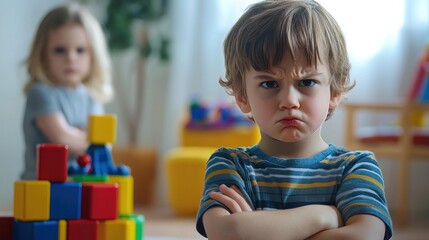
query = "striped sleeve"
xmin=196 ymin=148 xmax=252 ymax=237
xmin=336 ymin=152 xmax=393 ymax=240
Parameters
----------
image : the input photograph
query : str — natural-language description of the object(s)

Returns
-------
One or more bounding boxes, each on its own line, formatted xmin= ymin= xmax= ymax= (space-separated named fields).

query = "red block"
xmin=37 ymin=144 xmax=68 ymax=182
xmin=0 ymin=216 xmax=13 ymax=240
xmin=67 ymin=219 xmax=99 ymax=240
xmin=81 ymin=183 xmax=118 ymax=220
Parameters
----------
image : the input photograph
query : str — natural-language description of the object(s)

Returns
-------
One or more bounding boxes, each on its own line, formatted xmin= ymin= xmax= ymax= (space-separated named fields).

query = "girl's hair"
xmin=23 ymin=3 xmax=113 ymax=103
xmin=221 ymin=0 xmax=355 ymax=118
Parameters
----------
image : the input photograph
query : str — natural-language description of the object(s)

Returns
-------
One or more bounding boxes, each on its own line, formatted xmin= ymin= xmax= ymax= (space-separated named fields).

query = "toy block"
xmin=50 ymin=182 xmax=82 ymax=219
xmin=120 ymin=214 xmax=145 ymax=240
xmin=88 ymin=114 xmax=117 ymax=144
xmin=0 ymin=216 xmax=14 ymax=240
xmin=81 ymin=183 xmax=118 ymax=220
xmin=166 ymin=147 xmax=217 ymax=216
xmin=59 ymin=220 xmax=66 ymax=240
xmin=108 ymin=175 xmax=134 ymax=215
xmin=87 ymin=144 xmax=130 ymax=176
xmin=68 ymin=154 xmax=92 ymax=175
xmin=99 ymin=218 xmax=135 ymax=240
xmin=70 ymin=174 xmax=108 ymax=183
xmin=67 ymin=219 xmax=99 ymax=240
xmin=13 ymin=220 xmax=58 ymax=240
xmin=37 ymin=144 xmax=68 ymax=182
xmin=14 ymin=180 xmax=50 ymax=221
xmin=69 ymin=115 xmax=130 ymax=176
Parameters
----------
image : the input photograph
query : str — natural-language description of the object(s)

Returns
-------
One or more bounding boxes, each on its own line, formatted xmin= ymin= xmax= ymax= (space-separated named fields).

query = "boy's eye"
xmin=260 ymin=81 xmax=279 ymax=89
xmin=53 ymin=47 xmax=65 ymax=54
xmin=77 ymin=47 xmax=86 ymax=54
xmin=298 ymin=79 xmax=317 ymax=87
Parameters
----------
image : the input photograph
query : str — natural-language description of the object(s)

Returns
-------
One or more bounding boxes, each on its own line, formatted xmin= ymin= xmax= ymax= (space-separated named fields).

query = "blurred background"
xmin=0 ymin=0 xmax=428 ymax=229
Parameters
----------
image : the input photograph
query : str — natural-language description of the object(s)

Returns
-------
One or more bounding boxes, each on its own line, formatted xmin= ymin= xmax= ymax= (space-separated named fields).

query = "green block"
xmin=70 ymin=175 xmax=108 ymax=183
xmin=120 ymin=214 xmax=145 ymax=240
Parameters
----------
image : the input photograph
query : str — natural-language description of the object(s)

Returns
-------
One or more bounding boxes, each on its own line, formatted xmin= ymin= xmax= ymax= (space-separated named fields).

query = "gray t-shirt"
xmin=21 ymin=82 xmax=104 ymax=179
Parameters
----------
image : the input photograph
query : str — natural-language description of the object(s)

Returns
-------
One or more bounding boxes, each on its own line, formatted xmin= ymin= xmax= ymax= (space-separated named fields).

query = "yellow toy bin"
xmin=165 ymin=123 xmax=260 ymax=216
xmin=180 ymin=124 xmax=260 ymax=148
xmin=165 ymin=147 xmax=217 ymax=216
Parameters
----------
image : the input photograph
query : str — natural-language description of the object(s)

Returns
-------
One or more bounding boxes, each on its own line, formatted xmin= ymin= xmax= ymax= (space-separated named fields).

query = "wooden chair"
xmin=343 ymin=102 xmax=429 ymax=225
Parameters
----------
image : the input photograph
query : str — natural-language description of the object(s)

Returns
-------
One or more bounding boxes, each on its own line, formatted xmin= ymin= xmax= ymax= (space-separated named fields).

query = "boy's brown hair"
xmin=220 ymin=0 xmax=355 ymax=119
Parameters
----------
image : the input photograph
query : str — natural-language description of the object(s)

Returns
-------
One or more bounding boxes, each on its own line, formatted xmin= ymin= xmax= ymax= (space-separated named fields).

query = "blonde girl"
xmin=21 ymin=3 xmax=113 ymax=179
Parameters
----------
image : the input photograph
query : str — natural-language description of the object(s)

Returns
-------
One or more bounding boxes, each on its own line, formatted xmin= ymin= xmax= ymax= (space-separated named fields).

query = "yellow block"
xmin=411 ymin=110 xmax=426 ymax=127
xmin=108 ymin=175 xmax=134 ymax=215
xmin=59 ymin=220 xmax=67 ymax=240
xmin=14 ymin=180 xmax=50 ymax=221
xmin=88 ymin=114 xmax=117 ymax=144
xmin=180 ymin=124 xmax=260 ymax=148
xmin=99 ymin=218 xmax=136 ymax=240
xmin=166 ymin=147 xmax=217 ymax=216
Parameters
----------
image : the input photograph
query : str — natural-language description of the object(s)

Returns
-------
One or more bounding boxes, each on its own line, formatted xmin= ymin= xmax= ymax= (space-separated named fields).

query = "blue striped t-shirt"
xmin=196 ymin=144 xmax=393 ymax=239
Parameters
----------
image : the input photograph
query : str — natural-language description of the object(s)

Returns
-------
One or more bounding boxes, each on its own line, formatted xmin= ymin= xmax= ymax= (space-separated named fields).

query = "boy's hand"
xmin=209 ymin=184 xmax=253 ymax=213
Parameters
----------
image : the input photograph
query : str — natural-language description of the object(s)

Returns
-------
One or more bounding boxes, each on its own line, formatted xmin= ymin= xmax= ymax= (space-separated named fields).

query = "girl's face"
xmin=236 ymin=52 xmax=341 ymax=148
xmin=46 ymin=23 xmax=92 ymax=88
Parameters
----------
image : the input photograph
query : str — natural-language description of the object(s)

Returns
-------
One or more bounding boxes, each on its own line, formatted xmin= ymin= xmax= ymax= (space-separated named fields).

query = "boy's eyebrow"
xmin=252 ymin=72 xmax=277 ymax=79
xmin=252 ymin=69 xmax=274 ymax=74
xmin=299 ymin=71 xmax=324 ymax=78
xmin=290 ymin=69 xmax=327 ymax=80
xmin=251 ymin=68 xmax=326 ymax=79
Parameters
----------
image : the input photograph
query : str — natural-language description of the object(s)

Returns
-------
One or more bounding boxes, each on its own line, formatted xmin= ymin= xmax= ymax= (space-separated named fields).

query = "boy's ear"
xmin=329 ymin=91 xmax=342 ymax=109
xmin=235 ymin=95 xmax=251 ymax=113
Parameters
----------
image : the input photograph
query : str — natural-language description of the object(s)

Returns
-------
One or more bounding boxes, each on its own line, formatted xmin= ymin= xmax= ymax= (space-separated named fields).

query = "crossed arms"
xmin=202 ymin=184 xmax=385 ymax=240
xmin=37 ymin=113 xmax=89 ymax=155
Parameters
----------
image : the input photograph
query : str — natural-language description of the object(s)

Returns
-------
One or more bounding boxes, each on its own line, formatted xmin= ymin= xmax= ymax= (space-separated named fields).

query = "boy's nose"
xmin=279 ymin=87 xmax=300 ymax=110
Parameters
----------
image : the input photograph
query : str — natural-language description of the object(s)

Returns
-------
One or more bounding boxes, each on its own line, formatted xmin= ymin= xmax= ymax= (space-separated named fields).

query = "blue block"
xmin=50 ymin=182 xmax=82 ymax=219
xmin=87 ymin=144 xmax=130 ymax=176
xmin=14 ymin=220 xmax=58 ymax=240
xmin=418 ymin=75 xmax=429 ymax=102
xmin=69 ymin=144 xmax=130 ymax=176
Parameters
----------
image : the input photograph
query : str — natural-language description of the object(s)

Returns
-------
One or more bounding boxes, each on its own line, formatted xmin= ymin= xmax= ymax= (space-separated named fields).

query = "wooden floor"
xmin=138 ymin=205 xmax=429 ymax=240
xmin=138 ymin=206 xmax=204 ymax=240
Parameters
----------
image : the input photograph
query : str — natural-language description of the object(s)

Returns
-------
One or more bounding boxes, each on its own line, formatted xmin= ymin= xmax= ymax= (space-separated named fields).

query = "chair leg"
xmin=396 ymin=154 xmax=410 ymax=226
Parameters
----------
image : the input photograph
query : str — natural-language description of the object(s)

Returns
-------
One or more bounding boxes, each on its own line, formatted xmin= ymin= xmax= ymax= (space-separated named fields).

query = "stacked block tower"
xmin=4 ymin=114 xmax=144 ymax=240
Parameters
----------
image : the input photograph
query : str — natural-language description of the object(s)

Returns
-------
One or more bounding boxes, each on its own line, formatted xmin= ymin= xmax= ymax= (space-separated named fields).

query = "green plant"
xmin=104 ymin=0 xmax=169 ymax=61
xmin=101 ymin=0 xmax=170 ymax=145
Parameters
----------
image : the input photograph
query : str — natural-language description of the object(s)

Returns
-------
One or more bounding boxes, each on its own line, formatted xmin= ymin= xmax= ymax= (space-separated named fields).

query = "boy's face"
xmin=45 ymin=23 xmax=92 ymax=88
xmin=236 ymin=52 xmax=341 ymax=144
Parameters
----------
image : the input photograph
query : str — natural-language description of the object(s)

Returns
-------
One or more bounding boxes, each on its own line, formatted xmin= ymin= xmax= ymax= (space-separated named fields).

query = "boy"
xmin=196 ymin=0 xmax=393 ymax=239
